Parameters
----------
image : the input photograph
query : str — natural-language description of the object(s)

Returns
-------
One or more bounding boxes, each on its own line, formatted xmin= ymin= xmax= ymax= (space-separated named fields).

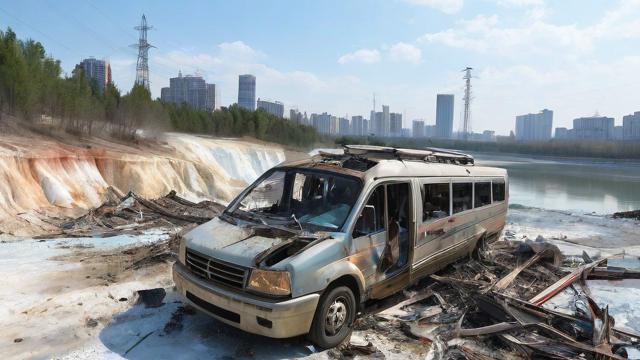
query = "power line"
xmin=0 ymin=5 xmax=75 ymax=54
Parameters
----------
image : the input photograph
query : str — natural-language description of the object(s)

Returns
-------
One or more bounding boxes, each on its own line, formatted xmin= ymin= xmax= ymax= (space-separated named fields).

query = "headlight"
xmin=247 ymin=269 xmax=291 ymax=296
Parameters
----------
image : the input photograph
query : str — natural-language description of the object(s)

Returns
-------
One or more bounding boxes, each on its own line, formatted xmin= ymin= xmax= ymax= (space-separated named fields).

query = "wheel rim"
xmin=325 ymin=295 xmax=349 ymax=336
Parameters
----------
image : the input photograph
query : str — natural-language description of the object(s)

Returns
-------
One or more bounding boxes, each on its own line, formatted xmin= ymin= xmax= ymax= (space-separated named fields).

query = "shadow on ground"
xmin=99 ymin=289 xmax=317 ymax=359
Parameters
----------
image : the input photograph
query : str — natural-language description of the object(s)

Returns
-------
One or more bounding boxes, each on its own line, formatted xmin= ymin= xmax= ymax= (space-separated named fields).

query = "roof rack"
xmin=342 ymin=145 xmax=474 ymax=165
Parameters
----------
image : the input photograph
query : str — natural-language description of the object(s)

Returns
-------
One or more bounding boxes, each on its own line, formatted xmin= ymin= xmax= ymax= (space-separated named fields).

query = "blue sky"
xmin=2 ymin=0 xmax=639 ymax=134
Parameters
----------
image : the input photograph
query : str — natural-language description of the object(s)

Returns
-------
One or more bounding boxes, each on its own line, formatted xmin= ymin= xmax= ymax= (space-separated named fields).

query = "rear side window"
xmin=452 ymin=183 xmax=472 ymax=214
xmin=423 ymin=183 xmax=450 ymax=221
xmin=493 ymin=179 xmax=506 ymax=202
xmin=474 ymin=182 xmax=491 ymax=208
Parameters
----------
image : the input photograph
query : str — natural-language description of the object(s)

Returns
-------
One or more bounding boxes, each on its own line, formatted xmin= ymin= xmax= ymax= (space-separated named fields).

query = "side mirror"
xmin=354 ymin=205 xmax=376 ymax=237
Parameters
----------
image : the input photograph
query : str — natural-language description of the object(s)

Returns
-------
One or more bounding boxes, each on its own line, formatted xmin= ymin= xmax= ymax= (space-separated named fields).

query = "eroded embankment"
xmin=0 ymin=133 xmax=286 ymax=235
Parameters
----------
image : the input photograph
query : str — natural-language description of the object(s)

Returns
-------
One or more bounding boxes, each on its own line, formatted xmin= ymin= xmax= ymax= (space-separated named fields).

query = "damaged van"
xmin=173 ymin=145 xmax=508 ymax=348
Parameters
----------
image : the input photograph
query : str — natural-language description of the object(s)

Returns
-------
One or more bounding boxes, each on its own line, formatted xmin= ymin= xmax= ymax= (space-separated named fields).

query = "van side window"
xmin=493 ymin=179 xmax=506 ymax=202
xmin=353 ymin=186 xmax=385 ymax=237
xmin=452 ymin=183 xmax=472 ymax=214
xmin=474 ymin=182 xmax=491 ymax=208
xmin=422 ymin=183 xmax=450 ymax=221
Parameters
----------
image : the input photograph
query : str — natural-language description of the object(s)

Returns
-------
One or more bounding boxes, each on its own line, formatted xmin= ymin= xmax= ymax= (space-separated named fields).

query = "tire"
xmin=307 ymin=285 xmax=356 ymax=349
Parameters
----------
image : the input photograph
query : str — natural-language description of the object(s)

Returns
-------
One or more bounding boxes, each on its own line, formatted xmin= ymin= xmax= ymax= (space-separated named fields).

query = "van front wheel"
xmin=308 ymin=286 xmax=356 ymax=349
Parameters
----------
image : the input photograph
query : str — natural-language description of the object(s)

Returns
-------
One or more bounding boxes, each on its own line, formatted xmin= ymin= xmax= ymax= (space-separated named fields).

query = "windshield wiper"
xmin=220 ymin=210 xmax=239 ymax=225
xmin=290 ymin=214 xmax=303 ymax=231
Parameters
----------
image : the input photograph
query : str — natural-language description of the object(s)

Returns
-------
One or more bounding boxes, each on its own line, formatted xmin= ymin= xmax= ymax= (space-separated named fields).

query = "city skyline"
xmin=4 ymin=1 xmax=640 ymax=135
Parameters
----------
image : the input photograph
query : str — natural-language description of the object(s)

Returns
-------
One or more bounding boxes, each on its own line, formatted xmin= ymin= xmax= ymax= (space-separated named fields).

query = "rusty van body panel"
xmin=173 ymin=145 xmax=508 ymax=339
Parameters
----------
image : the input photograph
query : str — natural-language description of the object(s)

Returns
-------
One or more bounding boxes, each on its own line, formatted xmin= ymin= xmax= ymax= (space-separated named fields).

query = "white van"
xmin=173 ymin=145 xmax=508 ymax=348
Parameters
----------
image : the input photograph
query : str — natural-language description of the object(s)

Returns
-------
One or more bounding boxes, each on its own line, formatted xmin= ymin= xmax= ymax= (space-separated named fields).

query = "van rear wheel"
xmin=308 ymin=286 xmax=356 ymax=349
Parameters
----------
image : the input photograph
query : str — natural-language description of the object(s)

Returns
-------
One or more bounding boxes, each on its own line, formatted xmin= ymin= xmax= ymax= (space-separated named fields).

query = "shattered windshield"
xmin=229 ymin=168 xmax=362 ymax=231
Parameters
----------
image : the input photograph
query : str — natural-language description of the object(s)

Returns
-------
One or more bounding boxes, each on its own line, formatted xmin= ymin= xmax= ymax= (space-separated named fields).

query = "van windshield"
xmin=228 ymin=169 xmax=362 ymax=231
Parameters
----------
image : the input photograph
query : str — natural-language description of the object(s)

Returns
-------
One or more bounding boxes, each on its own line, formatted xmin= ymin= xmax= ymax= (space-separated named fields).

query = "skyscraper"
xmin=436 ymin=94 xmax=454 ymax=139
xmin=351 ymin=116 xmax=364 ymax=136
xmin=290 ymin=109 xmax=305 ymax=124
xmin=573 ymin=116 xmax=615 ymax=140
xmin=412 ymin=120 xmax=425 ymax=138
xmin=257 ymin=98 xmax=284 ymax=118
xmin=515 ymin=109 xmax=553 ymax=141
xmin=311 ymin=113 xmax=332 ymax=134
xmin=77 ymin=58 xmax=111 ymax=93
xmin=390 ymin=112 xmax=402 ymax=136
xmin=623 ymin=111 xmax=640 ymax=140
xmin=161 ymin=72 xmax=216 ymax=112
xmin=382 ymin=105 xmax=390 ymax=137
xmin=339 ymin=117 xmax=350 ymax=135
xmin=238 ymin=74 xmax=256 ymax=110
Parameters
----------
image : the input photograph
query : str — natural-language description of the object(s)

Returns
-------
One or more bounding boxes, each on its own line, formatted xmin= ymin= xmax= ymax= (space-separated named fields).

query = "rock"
xmin=136 ymin=288 xmax=166 ymax=308
xmin=85 ymin=318 xmax=98 ymax=328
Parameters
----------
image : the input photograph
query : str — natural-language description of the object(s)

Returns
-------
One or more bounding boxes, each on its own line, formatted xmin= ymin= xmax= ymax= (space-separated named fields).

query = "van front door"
xmin=351 ymin=182 xmax=413 ymax=299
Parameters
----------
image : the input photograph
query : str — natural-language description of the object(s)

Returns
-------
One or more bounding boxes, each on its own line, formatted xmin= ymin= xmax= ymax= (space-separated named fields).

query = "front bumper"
xmin=173 ymin=262 xmax=320 ymax=338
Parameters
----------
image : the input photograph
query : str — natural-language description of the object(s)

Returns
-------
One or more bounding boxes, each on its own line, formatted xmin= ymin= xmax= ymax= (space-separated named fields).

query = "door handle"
xmin=427 ymin=228 xmax=445 ymax=236
xmin=448 ymin=218 xmax=456 ymax=223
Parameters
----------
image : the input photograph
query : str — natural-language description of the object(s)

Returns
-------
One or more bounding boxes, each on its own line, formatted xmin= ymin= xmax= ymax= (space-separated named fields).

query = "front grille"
xmin=186 ymin=249 xmax=248 ymax=289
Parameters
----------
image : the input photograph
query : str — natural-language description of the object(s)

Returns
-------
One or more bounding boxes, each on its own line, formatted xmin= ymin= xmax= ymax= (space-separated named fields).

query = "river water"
xmin=474 ymin=153 xmax=640 ymax=214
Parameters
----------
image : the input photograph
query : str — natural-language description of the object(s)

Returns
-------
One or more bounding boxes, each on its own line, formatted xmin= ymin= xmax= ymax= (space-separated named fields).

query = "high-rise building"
xmin=436 ymin=94 xmax=454 ymax=139
xmin=425 ymin=125 xmax=437 ymax=138
xmin=339 ymin=117 xmax=350 ymax=135
xmin=515 ymin=109 xmax=553 ymax=141
xmin=160 ymin=72 xmax=216 ymax=112
xmin=290 ymin=109 xmax=305 ymax=124
xmin=412 ymin=120 xmax=425 ymax=138
xmin=351 ymin=116 xmax=364 ymax=136
xmin=330 ymin=116 xmax=339 ymax=134
xmin=372 ymin=112 xmax=383 ymax=136
xmin=238 ymin=74 xmax=256 ymax=110
xmin=257 ymin=99 xmax=284 ymax=118
xmin=77 ymin=58 xmax=111 ymax=93
xmin=554 ymin=127 xmax=570 ymax=139
xmin=390 ymin=113 xmax=402 ymax=137
xmin=613 ymin=126 xmax=624 ymax=140
xmin=573 ymin=116 xmax=615 ymax=140
xmin=311 ymin=112 xmax=332 ymax=134
xmin=363 ymin=119 xmax=369 ymax=136
xmin=382 ymin=105 xmax=390 ymax=137
xmin=206 ymin=84 xmax=216 ymax=111
xmin=623 ymin=111 xmax=640 ymax=141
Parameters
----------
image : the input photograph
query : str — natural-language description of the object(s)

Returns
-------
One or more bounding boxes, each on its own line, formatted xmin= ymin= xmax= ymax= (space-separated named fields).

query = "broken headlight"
xmin=247 ymin=269 xmax=291 ymax=296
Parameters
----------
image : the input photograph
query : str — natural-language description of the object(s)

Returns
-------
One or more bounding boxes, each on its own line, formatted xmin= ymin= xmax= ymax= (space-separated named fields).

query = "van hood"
xmin=183 ymin=217 xmax=292 ymax=268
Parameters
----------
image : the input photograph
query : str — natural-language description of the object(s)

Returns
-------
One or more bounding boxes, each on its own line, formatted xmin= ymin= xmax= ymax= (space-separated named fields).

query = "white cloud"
xmin=218 ymin=41 xmax=264 ymax=60
xmin=402 ymin=0 xmax=464 ymax=14
xmin=388 ymin=42 xmax=422 ymax=64
xmin=496 ymin=0 xmax=544 ymax=7
xmin=338 ymin=49 xmax=381 ymax=64
xmin=418 ymin=1 xmax=640 ymax=56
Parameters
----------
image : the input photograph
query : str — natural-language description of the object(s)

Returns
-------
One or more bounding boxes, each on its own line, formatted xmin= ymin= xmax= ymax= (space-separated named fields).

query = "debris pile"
xmin=613 ymin=210 xmax=640 ymax=221
xmin=357 ymin=239 xmax=640 ymax=359
xmin=55 ymin=188 xmax=224 ymax=237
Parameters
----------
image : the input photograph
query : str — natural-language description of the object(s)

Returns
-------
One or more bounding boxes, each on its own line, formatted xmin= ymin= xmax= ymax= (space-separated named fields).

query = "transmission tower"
xmin=131 ymin=14 xmax=154 ymax=90
xmin=462 ymin=67 xmax=473 ymax=141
